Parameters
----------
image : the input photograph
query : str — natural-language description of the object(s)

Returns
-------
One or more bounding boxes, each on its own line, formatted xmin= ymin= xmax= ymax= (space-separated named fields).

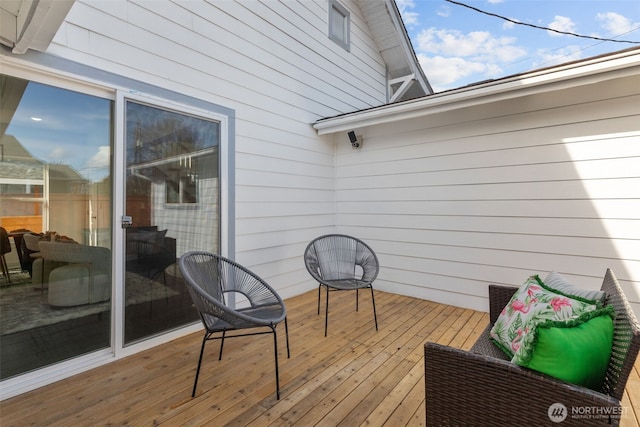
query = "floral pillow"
xmin=490 ymin=275 xmax=597 ymax=358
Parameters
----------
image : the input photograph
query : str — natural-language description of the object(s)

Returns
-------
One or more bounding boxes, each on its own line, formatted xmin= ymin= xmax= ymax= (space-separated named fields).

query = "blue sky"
xmin=7 ymin=81 xmax=112 ymax=182
xmin=397 ymin=0 xmax=640 ymax=92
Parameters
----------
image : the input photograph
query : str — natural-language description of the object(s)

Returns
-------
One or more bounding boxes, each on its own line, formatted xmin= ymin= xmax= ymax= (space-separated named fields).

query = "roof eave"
xmin=313 ymin=48 xmax=640 ymax=135
xmin=1 ymin=0 xmax=75 ymax=54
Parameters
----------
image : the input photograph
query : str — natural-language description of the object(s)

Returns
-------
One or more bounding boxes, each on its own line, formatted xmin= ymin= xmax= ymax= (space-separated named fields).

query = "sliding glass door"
xmin=1 ymin=71 xmax=226 ymax=388
xmin=0 ymin=74 xmax=113 ymax=378
xmin=123 ymin=99 xmax=220 ymax=344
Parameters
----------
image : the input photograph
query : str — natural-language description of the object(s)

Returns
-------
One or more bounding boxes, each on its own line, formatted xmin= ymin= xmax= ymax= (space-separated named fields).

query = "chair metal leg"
xmin=218 ymin=329 xmax=226 ymax=360
xmin=275 ymin=318 xmax=291 ymax=400
xmin=272 ymin=325 xmax=280 ymax=400
xmin=284 ymin=317 xmax=291 ymax=358
xmin=0 ymin=255 xmax=10 ymax=284
xmin=356 ymin=288 xmax=359 ymax=311
xmin=162 ymin=271 xmax=169 ymax=302
xmin=317 ymin=284 xmax=322 ymax=315
xmin=370 ymin=286 xmax=378 ymax=331
xmin=192 ymin=332 xmax=209 ymax=397
xmin=324 ymin=285 xmax=329 ymax=337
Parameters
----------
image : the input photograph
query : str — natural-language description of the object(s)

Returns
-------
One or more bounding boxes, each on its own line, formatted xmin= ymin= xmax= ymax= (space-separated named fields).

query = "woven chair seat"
xmin=324 ymin=278 xmax=371 ymax=290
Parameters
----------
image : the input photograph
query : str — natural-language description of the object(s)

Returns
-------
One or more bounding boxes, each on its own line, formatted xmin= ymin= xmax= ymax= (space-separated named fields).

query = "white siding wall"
xmin=334 ymin=73 xmax=640 ymax=316
xmin=44 ymin=0 xmax=389 ymax=298
xmin=152 ymin=178 xmax=219 ymax=256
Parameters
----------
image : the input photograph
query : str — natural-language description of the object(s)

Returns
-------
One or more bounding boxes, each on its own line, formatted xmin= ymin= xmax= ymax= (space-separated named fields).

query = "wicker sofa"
xmin=424 ymin=268 xmax=640 ymax=426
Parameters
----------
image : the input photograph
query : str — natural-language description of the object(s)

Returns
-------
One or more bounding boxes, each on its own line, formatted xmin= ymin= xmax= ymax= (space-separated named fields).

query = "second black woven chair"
xmin=179 ymin=251 xmax=290 ymax=399
xmin=304 ymin=234 xmax=380 ymax=336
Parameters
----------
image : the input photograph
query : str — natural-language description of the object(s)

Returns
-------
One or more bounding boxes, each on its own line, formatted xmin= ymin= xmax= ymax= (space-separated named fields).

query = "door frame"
xmin=0 ymin=53 xmax=235 ymax=399
xmin=113 ymin=90 xmax=231 ymax=352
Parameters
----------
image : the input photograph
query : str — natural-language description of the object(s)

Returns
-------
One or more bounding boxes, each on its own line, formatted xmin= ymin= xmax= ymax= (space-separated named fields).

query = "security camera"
xmin=348 ymin=131 xmax=360 ymax=148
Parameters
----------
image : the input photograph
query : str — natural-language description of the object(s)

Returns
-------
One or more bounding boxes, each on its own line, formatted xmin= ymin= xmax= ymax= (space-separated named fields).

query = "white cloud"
xmin=417 ymin=54 xmax=503 ymax=92
xmin=415 ymin=27 xmax=527 ymax=91
xmin=417 ymin=28 xmax=525 ymax=59
xmin=547 ymin=16 xmax=577 ymax=37
xmin=49 ymin=147 xmax=67 ymax=162
xmin=503 ymin=21 xmax=516 ymax=30
xmin=533 ymin=46 xmax=583 ymax=68
xmin=395 ymin=0 xmax=414 ymax=10
xmin=436 ymin=6 xmax=450 ymax=18
xmin=396 ymin=0 xmax=419 ymax=27
xmin=417 ymin=55 xmax=489 ymax=89
xmin=85 ymin=146 xmax=111 ymax=169
xmin=596 ymin=12 xmax=639 ymax=37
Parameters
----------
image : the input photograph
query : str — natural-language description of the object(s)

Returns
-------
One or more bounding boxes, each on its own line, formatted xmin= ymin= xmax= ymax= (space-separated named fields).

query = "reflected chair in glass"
xmin=125 ymin=228 xmax=176 ymax=285
xmin=0 ymin=227 xmax=11 ymax=283
xmin=179 ymin=251 xmax=290 ymax=399
xmin=22 ymin=233 xmax=56 ymax=291
xmin=38 ymin=242 xmax=111 ymax=307
xmin=303 ymin=234 xmax=380 ymax=336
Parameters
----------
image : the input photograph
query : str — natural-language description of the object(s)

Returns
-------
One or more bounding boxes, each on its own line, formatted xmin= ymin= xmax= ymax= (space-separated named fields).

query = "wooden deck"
xmin=2 ymin=290 xmax=639 ymax=426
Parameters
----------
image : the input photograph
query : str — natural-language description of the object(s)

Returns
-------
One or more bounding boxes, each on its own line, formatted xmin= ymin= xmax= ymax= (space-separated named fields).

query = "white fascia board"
xmin=314 ymin=49 xmax=640 ymax=135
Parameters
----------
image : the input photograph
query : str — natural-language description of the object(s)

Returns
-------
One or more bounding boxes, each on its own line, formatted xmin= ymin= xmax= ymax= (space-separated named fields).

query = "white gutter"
xmin=313 ymin=48 xmax=640 ymax=135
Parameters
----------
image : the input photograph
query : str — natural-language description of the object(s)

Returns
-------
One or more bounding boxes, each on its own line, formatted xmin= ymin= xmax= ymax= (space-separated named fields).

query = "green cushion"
xmin=519 ymin=307 xmax=614 ymax=389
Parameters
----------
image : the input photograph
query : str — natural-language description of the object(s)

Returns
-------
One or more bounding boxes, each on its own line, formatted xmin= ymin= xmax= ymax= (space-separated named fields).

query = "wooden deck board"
xmin=1 ymin=290 xmax=638 ymax=426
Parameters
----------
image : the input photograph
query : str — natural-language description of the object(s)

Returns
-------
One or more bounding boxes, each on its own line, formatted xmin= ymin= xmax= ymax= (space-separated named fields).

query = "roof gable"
xmin=358 ymin=0 xmax=432 ymax=101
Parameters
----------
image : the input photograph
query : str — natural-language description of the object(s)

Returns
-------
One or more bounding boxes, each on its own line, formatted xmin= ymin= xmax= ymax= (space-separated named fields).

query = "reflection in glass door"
xmin=124 ymin=100 xmax=220 ymax=344
xmin=0 ymin=74 xmax=113 ymax=379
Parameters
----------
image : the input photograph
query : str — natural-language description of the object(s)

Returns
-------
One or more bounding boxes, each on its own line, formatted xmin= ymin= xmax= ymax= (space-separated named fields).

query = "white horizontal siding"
xmin=42 ymin=0 xmax=392 ymax=298
xmin=55 ymin=0 xmax=385 ymax=117
xmin=335 ymin=74 xmax=640 ymax=315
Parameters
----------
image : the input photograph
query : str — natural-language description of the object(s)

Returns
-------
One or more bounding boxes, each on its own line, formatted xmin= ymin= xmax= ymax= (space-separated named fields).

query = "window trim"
xmin=328 ymin=0 xmax=350 ymax=52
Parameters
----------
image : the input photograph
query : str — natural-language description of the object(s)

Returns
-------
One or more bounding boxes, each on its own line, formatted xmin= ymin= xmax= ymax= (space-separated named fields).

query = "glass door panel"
xmin=124 ymin=100 xmax=219 ymax=344
xmin=0 ymin=74 xmax=113 ymax=379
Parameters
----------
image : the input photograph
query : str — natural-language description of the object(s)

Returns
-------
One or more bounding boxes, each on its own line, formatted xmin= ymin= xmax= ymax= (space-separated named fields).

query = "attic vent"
xmin=328 ymin=0 xmax=350 ymax=52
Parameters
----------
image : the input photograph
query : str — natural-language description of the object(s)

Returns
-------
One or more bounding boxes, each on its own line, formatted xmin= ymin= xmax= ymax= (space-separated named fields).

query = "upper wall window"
xmin=329 ymin=0 xmax=350 ymax=51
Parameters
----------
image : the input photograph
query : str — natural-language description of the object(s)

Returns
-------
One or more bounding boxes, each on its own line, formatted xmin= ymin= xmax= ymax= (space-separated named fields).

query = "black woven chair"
xmin=424 ymin=268 xmax=640 ymax=426
xmin=126 ymin=237 xmax=175 ymax=284
xmin=304 ymin=234 xmax=379 ymax=336
xmin=179 ymin=252 xmax=290 ymax=399
xmin=0 ymin=227 xmax=11 ymax=283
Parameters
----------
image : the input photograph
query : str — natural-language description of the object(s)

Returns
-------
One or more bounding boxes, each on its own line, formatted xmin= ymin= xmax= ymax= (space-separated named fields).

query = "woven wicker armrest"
xmin=487 ymin=284 xmax=518 ymax=325
xmin=425 ymin=342 xmax=621 ymax=426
